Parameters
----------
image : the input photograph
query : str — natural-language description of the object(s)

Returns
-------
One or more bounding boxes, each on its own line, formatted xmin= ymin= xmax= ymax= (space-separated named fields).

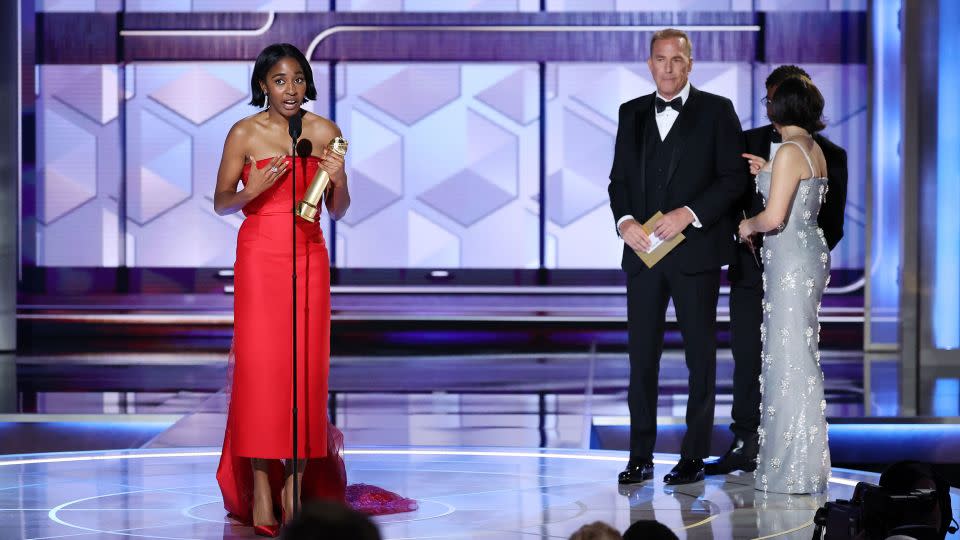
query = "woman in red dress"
xmin=213 ymin=44 xmax=414 ymax=537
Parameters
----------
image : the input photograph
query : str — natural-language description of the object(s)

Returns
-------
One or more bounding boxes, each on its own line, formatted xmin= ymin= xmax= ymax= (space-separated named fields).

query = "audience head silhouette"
xmin=568 ymin=520 xmax=621 ymax=540
xmin=280 ymin=501 xmax=381 ymax=540
xmin=622 ymin=519 xmax=679 ymax=540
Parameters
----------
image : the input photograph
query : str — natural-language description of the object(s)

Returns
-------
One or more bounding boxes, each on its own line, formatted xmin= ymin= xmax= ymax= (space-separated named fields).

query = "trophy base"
xmin=295 ymin=201 xmax=318 ymax=222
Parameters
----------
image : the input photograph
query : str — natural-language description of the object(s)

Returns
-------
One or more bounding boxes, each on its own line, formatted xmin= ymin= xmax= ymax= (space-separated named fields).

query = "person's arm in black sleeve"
xmin=820 ymin=144 xmax=848 ymax=250
xmin=608 ymin=103 xmax=634 ymax=234
xmin=685 ymin=98 xmax=749 ymax=227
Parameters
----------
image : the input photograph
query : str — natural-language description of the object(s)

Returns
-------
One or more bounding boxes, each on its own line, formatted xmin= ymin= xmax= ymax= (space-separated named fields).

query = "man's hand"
xmin=652 ymin=208 xmax=694 ymax=242
xmin=619 ymin=219 xmax=651 ymax=253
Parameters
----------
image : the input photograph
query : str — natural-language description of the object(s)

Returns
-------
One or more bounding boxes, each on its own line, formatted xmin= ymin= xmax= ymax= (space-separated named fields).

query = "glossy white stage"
xmin=3 ymin=446 xmax=954 ymax=540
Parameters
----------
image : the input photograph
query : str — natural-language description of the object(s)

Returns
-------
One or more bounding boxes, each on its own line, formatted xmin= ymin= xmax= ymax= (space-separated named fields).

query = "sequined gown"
xmin=754 ymin=141 xmax=831 ymax=494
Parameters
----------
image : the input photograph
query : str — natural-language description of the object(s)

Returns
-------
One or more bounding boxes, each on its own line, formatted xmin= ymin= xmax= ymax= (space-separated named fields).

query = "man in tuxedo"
xmin=704 ymin=65 xmax=849 ymax=476
xmin=608 ymin=28 xmax=748 ymax=485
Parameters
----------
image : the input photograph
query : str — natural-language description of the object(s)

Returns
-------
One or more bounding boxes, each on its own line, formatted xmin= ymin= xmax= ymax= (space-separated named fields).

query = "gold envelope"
xmin=633 ymin=211 xmax=685 ymax=268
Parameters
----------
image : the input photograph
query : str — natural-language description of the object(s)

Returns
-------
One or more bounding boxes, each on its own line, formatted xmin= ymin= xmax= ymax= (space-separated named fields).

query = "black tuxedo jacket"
xmin=608 ymin=86 xmax=748 ymax=275
xmin=740 ymin=125 xmax=848 ymax=250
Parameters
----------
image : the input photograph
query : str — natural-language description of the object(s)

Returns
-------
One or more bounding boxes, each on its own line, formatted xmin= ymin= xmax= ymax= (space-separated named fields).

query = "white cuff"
xmin=684 ymin=206 xmax=702 ymax=228
xmin=616 ymin=214 xmax=635 ymax=237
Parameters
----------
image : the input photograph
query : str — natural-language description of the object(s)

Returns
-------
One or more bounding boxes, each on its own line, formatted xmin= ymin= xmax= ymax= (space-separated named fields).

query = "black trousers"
xmin=728 ymin=246 xmax=764 ymax=441
xmin=626 ymin=266 xmax=720 ymax=461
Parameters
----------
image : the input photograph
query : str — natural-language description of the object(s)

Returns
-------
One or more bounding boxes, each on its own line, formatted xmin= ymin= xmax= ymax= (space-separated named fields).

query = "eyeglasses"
xmin=761 ymin=96 xmax=772 ymax=106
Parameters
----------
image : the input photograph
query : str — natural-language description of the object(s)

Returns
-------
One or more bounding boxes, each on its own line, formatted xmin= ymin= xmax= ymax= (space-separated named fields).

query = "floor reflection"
xmin=1 ymin=447 xmax=951 ymax=540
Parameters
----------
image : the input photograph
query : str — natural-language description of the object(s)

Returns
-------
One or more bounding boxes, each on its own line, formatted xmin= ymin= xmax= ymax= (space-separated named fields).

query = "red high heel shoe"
xmin=252 ymin=498 xmax=280 ymax=537
xmin=253 ymin=524 xmax=280 ymax=538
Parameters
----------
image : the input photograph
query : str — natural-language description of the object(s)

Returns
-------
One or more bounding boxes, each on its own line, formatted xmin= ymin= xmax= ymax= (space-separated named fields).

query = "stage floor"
xmin=3 ymin=446 xmax=949 ymax=540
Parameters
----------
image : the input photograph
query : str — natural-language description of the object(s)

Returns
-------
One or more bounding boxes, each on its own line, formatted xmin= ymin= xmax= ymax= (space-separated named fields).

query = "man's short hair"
xmin=649 ymin=28 xmax=693 ymax=59
xmin=765 ymin=65 xmax=811 ymax=90
xmin=281 ymin=501 xmax=381 ymax=540
xmin=623 ymin=519 xmax=679 ymax=540
xmin=568 ymin=521 xmax=621 ymax=540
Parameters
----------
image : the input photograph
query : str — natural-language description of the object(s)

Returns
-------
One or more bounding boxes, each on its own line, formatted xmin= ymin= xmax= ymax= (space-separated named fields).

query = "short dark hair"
xmin=765 ymin=65 xmax=811 ymax=90
xmin=280 ymin=500 xmax=381 ymax=540
xmin=622 ymin=519 xmax=678 ymax=540
xmin=766 ymin=75 xmax=826 ymax=133
xmin=249 ymin=43 xmax=317 ymax=108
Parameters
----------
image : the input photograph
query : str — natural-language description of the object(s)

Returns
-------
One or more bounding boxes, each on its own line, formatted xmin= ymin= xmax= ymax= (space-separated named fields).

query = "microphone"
xmin=288 ymin=113 xmax=302 ymax=141
xmin=296 ymin=137 xmax=348 ymax=222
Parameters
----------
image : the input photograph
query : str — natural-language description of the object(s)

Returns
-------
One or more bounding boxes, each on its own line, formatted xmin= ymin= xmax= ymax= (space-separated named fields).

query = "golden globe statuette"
xmin=295 ymin=136 xmax=348 ymax=222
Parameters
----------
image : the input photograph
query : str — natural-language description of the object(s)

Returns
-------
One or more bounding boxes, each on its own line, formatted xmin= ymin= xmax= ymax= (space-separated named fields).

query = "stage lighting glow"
xmin=868 ymin=0 xmax=902 ymax=347
xmin=935 ymin=0 xmax=960 ymax=350
xmin=933 ymin=379 xmax=960 ymax=416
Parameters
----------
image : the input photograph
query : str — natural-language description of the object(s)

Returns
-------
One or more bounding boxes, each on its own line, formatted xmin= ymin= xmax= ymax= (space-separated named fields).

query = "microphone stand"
xmin=288 ymin=117 xmax=301 ymax=521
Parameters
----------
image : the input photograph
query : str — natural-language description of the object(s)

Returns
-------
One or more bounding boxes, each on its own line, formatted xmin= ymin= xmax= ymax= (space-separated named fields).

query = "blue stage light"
xmin=868 ymin=0 xmax=902 ymax=347
xmin=932 ymin=379 xmax=960 ymax=416
xmin=935 ymin=0 xmax=960 ymax=350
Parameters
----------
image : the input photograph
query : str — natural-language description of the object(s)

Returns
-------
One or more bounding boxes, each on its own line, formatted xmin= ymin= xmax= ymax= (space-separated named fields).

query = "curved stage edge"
xmin=2 ymin=446 xmax=956 ymax=540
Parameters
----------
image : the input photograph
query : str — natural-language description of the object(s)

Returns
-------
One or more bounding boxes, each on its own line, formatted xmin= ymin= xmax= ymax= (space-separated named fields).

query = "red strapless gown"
xmin=216 ymin=156 xmax=416 ymax=525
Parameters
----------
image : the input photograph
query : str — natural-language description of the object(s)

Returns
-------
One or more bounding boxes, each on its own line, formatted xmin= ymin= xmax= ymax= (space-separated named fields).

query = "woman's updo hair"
xmin=767 ymin=75 xmax=826 ymax=133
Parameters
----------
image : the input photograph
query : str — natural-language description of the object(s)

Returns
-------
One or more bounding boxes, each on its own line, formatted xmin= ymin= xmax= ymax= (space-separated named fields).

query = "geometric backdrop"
xmin=335 ymin=63 xmax=540 ymax=268
xmin=32 ymin=0 xmax=868 ymax=271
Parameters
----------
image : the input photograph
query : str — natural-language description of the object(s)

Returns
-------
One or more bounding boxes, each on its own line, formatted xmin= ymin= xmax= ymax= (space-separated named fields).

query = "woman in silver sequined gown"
xmin=738 ymin=76 xmax=832 ymax=494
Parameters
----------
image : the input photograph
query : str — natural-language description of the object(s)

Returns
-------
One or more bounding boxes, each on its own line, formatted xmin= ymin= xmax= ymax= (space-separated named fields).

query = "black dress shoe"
xmin=663 ymin=458 xmax=704 ymax=485
xmin=704 ymin=436 xmax=759 ymax=475
xmin=618 ymin=460 xmax=654 ymax=484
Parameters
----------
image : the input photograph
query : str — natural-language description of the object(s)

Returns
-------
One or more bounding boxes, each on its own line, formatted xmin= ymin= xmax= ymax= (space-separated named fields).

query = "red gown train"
xmin=216 ymin=156 xmax=416 ymax=524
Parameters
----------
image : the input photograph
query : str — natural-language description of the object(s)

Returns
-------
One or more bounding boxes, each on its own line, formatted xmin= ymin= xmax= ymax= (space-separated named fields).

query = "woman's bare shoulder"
xmin=772 ymin=141 xmax=818 ymax=179
xmin=228 ymin=112 xmax=266 ymax=139
xmin=303 ymin=111 xmax=342 ymax=143
xmin=775 ymin=141 xmax=807 ymax=164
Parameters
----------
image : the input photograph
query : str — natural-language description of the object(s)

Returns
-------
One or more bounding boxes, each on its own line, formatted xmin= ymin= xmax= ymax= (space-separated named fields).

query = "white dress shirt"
xmin=653 ymin=81 xmax=690 ymax=140
xmin=617 ymin=81 xmax=702 ymax=236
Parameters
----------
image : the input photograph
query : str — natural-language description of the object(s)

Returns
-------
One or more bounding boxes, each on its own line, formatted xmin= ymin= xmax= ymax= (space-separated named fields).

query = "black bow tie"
xmin=655 ymin=96 xmax=683 ymax=114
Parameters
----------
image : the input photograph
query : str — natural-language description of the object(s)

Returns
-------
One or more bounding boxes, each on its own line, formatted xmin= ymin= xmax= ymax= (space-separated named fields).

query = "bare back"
xmin=762 ymin=136 xmax=827 ymax=180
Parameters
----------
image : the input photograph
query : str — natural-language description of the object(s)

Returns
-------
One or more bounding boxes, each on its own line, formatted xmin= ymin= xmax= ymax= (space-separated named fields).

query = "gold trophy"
xmin=296 ymin=136 xmax=349 ymax=222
